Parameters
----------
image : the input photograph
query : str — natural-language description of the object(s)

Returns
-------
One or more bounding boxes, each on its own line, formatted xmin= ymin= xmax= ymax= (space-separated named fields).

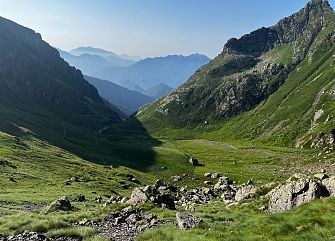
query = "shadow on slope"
xmin=0 ymin=98 xmax=161 ymax=170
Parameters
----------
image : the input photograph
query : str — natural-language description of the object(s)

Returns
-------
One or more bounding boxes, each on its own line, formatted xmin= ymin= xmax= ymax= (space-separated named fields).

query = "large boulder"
xmin=128 ymin=188 xmax=148 ymax=205
xmin=176 ymin=212 xmax=203 ymax=230
xmin=267 ymin=174 xmax=328 ymax=212
xmin=46 ymin=196 xmax=72 ymax=212
xmin=235 ymin=184 xmax=258 ymax=202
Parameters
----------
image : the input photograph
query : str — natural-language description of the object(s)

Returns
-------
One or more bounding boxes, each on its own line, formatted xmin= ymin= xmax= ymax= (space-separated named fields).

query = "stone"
xmin=128 ymin=188 xmax=148 ymax=205
xmin=235 ymin=185 xmax=258 ymax=202
xmin=214 ymin=176 xmax=230 ymax=191
xmin=204 ymin=172 xmax=211 ymax=177
xmin=267 ymin=174 xmax=328 ymax=212
xmin=204 ymin=181 xmax=212 ymax=185
xmin=189 ymin=157 xmax=199 ymax=166
xmin=74 ymin=195 xmax=86 ymax=202
xmin=94 ymin=196 xmax=103 ymax=203
xmin=211 ymin=173 xmax=221 ymax=179
xmin=70 ymin=176 xmax=80 ymax=182
xmin=314 ymin=173 xmax=329 ymax=180
xmin=322 ymin=176 xmax=335 ymax=196
xmin=171 ymin=176 xmax=182 ymax=182
xmin=176 ymin=212 xmax=202 ymax=230
xmin=46 ymin=196 xmax=72 ymax=212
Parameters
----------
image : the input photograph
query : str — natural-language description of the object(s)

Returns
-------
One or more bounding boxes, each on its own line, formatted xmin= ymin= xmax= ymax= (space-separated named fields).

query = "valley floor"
xmin=0 ymin=129 xmax=334 ymax=241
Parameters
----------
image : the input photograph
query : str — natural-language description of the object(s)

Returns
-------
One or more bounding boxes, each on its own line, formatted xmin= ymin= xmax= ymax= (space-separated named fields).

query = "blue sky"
xmin=0 ymin=0 xmax=333 ymax=58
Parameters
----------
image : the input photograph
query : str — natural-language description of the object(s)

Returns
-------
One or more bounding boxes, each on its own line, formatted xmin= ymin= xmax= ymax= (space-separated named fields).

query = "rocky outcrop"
xmin=268 ymin=174 xmax=329 ymax=212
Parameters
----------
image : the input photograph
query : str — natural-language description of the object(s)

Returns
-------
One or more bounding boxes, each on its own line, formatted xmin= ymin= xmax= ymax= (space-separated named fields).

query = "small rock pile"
xmin=128 ymin=176 xmax=259 ymax=211
xmin=128 ymin=179 xmax=177 ymax=209
xmin=84 ymin=206 xmax=171 ymax=241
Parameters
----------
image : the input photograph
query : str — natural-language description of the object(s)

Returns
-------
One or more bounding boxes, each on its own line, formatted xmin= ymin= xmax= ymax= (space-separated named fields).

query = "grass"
xmin=139 ymin=198 xmax=335 ymax=241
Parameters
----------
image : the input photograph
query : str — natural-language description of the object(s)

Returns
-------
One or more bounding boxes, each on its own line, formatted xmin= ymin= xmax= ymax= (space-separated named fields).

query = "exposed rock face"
xmin=46 ymin=196 xmax=72 ymax=212
xmin=176 ymin=212 xmax=203 ymax=230
xmin=268 ymin=174 xmax=328 ymax=212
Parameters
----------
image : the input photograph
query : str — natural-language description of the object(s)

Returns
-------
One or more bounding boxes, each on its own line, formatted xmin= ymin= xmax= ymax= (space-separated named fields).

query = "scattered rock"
xmin=74 ymin=195 xmax=86 ymax=202
xmin=189 ymin=157 xmax=199 ymax=166
xmin=204 ymin=172 xmax=211 ymax=177
xmin=46 ymin=196 xmax=72 ymax=212
xmin=176 ymin=212 xmax=203 ymax=230
xmin=171 ymin=176 xmax=182 ymax=182
xmin=211 ymin=173 xmax=221 ymax=179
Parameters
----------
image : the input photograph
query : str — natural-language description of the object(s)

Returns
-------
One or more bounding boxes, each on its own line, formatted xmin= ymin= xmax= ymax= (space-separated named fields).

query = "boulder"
xmin=176 ymin=212 xmax=202 ymax=230
xmin=46 ymin=196 xmax=72 ymax=212
xmin=268 ymin=174 xmax=328 ymax=212
xmin=322 ymin=176 xmax=335 ymax=196
xmin=128 ymin=188 xmax=148 ymax=205
xmin=189 ymin=157 xmax=199 ymax=166
xmin=235 ymin=185 xmax=258 ymax=202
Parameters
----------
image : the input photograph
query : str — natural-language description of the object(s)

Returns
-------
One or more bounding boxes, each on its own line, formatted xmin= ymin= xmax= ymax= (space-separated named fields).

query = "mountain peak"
xmin=307 ymin=0 xmax=331 ymax=10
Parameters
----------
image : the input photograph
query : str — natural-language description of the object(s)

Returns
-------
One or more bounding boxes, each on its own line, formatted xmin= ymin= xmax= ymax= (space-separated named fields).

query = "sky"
xmin=0 ymin=0 xmax=334 ymax=58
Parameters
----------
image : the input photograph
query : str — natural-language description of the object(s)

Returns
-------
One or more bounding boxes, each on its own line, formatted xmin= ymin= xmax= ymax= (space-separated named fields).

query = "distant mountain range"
xmin=58 ymin=47 xmax=136 ymax=77
xmin=84 ymin=75 xmax=154 ymax=116
xmin=94 ymin=54 xmax=211 ymax=90
xmin=58 ymin=48 xmax=210 ymax=95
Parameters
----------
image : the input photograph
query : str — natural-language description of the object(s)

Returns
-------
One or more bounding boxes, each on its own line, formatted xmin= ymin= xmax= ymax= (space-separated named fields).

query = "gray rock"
xmin=322 ymin=176 xmax=335 ymax=196
xmin=176 ymin=212 xmax=202 ymax=230
xmin=128 ymin=188 xmax=148 ymax=205
xmin=46 ymin=196 xmax=72 ymax=212
xmin=235 ymin=185 xmax=258 ymax=202
xmin=211 ymin=173 xmax=221 ymax=179
xmin=204 ymin=172 xmax=211 ymax=177
xmin=268 ymin=174 xmax=327 ymax=212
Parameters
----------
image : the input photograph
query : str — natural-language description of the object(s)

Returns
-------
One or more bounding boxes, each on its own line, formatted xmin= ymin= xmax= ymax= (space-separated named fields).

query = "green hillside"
xmin=138 ymin=0 xmax=335 ymax=150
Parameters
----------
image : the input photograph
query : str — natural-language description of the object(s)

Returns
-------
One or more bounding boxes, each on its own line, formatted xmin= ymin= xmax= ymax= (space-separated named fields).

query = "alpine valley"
xmin=1 ymin=1 xmax=335 ymax=241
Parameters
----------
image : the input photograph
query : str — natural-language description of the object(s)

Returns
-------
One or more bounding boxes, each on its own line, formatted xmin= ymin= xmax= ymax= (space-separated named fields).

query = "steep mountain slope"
xmin=139 ymin=0 xmax=335 ymax=148
xmin=95 ymin=54 xmax=211 ymax=90
xmin=0 ymin=16 xmax=121 ymax=158
xmin=84 ymin=75 xmax=154 ymax=115
xmin=144 ymin=83 xmax=173 ymax=99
